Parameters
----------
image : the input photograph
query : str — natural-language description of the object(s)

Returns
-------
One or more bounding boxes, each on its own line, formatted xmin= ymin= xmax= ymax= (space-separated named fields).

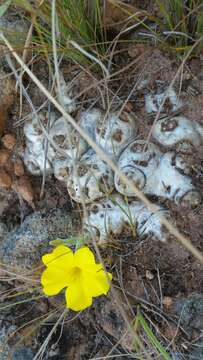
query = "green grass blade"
xmin=197 ymin=7 xmax=203 ymax=36
xmin=0 ymin=0 xmax=12 ymax=17
xmin=137 ymin=311 xmax=173 ymax=360
xmin=155 ymin=0 xmax=173 ymax=30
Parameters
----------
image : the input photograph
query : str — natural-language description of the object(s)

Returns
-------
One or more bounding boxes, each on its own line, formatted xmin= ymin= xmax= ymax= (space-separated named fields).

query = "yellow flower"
xmin=41 ymin=245 xmax=112 ymax=311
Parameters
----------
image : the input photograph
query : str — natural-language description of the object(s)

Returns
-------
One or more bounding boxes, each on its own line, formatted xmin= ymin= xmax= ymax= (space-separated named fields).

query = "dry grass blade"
xmin=1 ymin=33 xmax=203 ymax=266
xmin=33 ymin=308 xmax=68 ymax=360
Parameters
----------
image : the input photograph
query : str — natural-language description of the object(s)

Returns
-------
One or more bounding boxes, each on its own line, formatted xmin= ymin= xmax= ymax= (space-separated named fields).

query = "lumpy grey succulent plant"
xmin=23 ymin=83 xmax=202 ymax=244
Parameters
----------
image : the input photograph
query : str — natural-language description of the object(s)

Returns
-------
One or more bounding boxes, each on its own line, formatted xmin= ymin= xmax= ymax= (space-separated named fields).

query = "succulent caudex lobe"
xmin=67 ymin=149 xmax=114 ymax=203
xmin=78 ymin=108 xmax=102 ymax=140
xmin=115 ymin=140 xmax=161 ymax=195
xmin=23 ymin=107 xmax=136 ymax=176
xmin=55 ymin=72 xmax=77 ymax=113
xmin=48 ymin=116 xmax=88 ymax=160
xmin=152 ymin=116 xmax=203 ymax=152
xmin=115 ymin=140 xmax=201 ymax=207
xmin=79 ymin=108 xmax=138 ymax=157
xmin=145 ymin=87 xmax=182 ymax=114
xmin=153 ymin=152 xmax=201 ymax=206
xmin=53 ymin=157 xmax=72 ymax=182
xmin=84 ymin=195 xmax=168 ymax=244
xmin=24 ymin=150 xmax=52 ymax=176
xmin=23 ymin=113 xmax=88 ymax=175
xmin=95 ymin=110 xmax=137 ymax=156
xmin=23 ymin=113 xmax=55 ymax=175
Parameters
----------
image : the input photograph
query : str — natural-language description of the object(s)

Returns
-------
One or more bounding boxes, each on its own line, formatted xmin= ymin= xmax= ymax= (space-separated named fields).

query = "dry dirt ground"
xmin=0 ymin=17 xmax=202 ymax=360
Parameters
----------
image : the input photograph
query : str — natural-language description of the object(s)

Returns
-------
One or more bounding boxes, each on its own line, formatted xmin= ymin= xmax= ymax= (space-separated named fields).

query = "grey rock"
xmin=0 ymin=223 xmax=8 ymax=242
xmin=12 ymin=347 xmax=34 ymax=360
xmin=0 ymin=208 xmax=80 ymax=270
xmin=0 ymin=17 xmax=28 ymax=44
xmin=0 ymin=189 xmax=10 ymax=217
xmin=189 ymin=337 xmax=203 ymax=360
xmin=172 ymin=294 xmax=203 ymax=336
xmin=0 ymin=318 xmax=16 ymax=360
xmin=171 ymin=353 xmax=185 ymax=360
xmin=170 ymin=340 xmax=203 ymax=360
xmin=172 ymin=295 xmax=203 ymax=360
xmin=0 ymin=320 xmax=35 ymax=360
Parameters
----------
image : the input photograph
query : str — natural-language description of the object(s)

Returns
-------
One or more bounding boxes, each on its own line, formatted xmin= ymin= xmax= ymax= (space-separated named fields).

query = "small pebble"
xmin=162 ymin=323 xmax=178 ymax=340
xmin=0 ymin=107 xmax=8 ymax=134
xmin=163 ymin=296 xmax=173 ymax=308
xmin=0 ymin=169 xmax=12 ymax=188
xmin=0 ymin=148 xmax=10 ymax=166
xmin=123 ymin=102 xmax=134 ymax=112
xmin=2 ymin=133 xmax=16 ymax=150
xmin=14 ymin=158 xmax=24 ymax=177
xmin=128 ymin=43 xmax=149 ymax=58
xmin=5 ymin=158 xmax=14 ymax=173
xmin=12 ymin=176 xmax=34 ymax=203
xmin=146 ymin=270 xmax=154 ymax=280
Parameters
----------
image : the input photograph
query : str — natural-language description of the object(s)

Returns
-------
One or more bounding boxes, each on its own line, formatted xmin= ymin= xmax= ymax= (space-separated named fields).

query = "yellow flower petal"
xmin=41 ymin=245 xmax=113 ymax=311
xmin=65 ymin=275 xmax=92 ymax=311
xmin=41 ymin=267 xmax=69 ymax=295
xmin=83 ymin=269 xmax=112 ymax=297
xmin=74 ymin=247 xmax=96 ymax=269
xmin=42 ymin=245 xmax=74 ymax=269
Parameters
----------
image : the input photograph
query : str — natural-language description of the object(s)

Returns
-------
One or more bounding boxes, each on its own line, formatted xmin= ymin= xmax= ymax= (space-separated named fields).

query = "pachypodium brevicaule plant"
xmin=41 ymin=245 xmax=112 ymax=311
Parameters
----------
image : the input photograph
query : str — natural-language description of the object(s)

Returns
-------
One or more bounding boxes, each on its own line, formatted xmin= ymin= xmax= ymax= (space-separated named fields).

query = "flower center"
xmin=70 ymin=266 xmax=82 ymax=282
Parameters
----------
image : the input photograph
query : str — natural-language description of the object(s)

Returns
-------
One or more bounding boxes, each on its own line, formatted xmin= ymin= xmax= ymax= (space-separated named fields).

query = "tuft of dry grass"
xmin=5 ymin=0 xmax=106 ymax=65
